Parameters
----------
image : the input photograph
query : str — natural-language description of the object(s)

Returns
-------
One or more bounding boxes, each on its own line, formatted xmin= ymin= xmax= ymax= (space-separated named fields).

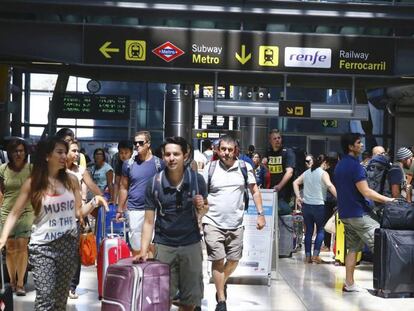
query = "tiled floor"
xmin=12 ymin=250 xmax=414 ymax=310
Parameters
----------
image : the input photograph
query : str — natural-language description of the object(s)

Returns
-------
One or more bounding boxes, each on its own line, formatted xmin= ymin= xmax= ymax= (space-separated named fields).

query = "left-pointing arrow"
xmin=99 ymin=41 xmax=120 ymax=58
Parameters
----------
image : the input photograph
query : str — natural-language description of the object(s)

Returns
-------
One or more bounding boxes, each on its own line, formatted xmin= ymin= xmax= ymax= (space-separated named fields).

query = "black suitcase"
xmin=373 ymin=228 xmax=414 ymax=298
xmin=0 ymin=253 xmax=13 ymax=311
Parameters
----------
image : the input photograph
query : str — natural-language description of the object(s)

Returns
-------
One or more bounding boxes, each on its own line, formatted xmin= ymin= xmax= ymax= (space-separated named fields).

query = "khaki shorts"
xmin=126 ymin=210 xmax=145 ymax=251
xmin=154 ymin=242 xmax=203 ymax=306
xmin=203 ymin=224 xmax=244 ymax=261
xmin=341 ymin=215 xmax=379 ymax=253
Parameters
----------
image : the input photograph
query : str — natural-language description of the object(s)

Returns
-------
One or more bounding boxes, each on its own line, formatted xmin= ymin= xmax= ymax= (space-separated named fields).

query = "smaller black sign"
xmin=279 ymin=100 xmax=311 ymax=118
xmin=58 ymin=93 xmax=130 ymax=120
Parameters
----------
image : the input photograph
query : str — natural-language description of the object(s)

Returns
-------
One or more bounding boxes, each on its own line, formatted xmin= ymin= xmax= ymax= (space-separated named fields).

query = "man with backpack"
xmin=116 ymin=131 xmax=164 ymax=256
xmin=202 ymin=135 xmax=265 ymax=311
xmin=136 ymin=136 xmax=208 ymax=311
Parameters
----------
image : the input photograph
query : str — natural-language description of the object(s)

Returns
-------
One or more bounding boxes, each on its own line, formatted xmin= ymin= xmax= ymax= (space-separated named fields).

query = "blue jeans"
xmin=303 ymin=203 xmax=325 ymax=257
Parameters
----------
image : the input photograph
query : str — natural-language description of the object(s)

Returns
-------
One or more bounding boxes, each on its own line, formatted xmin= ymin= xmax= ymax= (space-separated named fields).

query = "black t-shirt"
xmin=266 ymin=147 xmax=296 ymax=200
xmin=145 ymin=168 xmax=207 ymax=247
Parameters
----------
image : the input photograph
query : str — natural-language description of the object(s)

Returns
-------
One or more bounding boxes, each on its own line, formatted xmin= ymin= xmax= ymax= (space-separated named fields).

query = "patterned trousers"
xmin=29 ymin=233 xmax=79 ymax=311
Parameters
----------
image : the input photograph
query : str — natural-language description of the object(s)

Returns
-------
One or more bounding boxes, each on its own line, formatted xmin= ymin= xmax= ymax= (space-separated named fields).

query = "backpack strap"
xmin=238 ymin=160 xmax=249 ymax=189
xmin=238 ymin=160 xmax=250 ymax=211
xmin=207 ymin=160 xmax=218 ymax=193
xmin=151 ymin=171 xmax=164 ymax=216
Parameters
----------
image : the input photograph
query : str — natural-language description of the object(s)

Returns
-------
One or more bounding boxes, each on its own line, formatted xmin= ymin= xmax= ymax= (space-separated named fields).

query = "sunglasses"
xmin=305 ymin=159 xmax=312 ymax=163
xmin=134 ymin=140 xmax=147 ymax=146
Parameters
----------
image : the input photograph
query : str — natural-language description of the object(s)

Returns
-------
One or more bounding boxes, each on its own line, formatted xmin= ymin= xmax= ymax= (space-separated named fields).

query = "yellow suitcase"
xmin=335 ymin=213 xmax=362 ymax=265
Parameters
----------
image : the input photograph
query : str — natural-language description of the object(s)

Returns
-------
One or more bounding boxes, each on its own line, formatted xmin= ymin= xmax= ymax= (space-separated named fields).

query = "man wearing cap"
xmin=388 ymin=147 xmax=413 ymax=199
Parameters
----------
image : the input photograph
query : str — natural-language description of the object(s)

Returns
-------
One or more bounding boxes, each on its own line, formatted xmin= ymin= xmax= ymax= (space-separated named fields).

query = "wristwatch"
xmin=257 ymin=211 xmax=265 ymax=216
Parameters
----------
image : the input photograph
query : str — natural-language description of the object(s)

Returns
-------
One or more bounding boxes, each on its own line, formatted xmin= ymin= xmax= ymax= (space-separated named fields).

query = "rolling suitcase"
xmin=102 ymin=258 xmax=170 ymax=311
xmin=278 ymin=214 xmax=294 ymax=257
xmin=334 ymin=214 xmax=361 ymax=265
xmin=97 ymin=220 xmax=131 ymax=299
xmin=0 ymin=252 xmax=13 ymax=311
xmin=96 ymin=203 xmax=125 ymax=251
xmin=373 ymin=228 xmax=414 ymax=298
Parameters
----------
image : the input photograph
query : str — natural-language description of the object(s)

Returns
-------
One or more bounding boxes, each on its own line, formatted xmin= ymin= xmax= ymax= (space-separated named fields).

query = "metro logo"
xmin=152 ymin=41 xmax=185 ymax=62
xmin=284 ymin=47 xmax=331 ymax=68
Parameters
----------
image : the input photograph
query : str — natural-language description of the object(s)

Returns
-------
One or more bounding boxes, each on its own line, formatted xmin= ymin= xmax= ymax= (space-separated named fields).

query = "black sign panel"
xmin=57 ymin=93 xmax=130 ymax=120
xmin=84 ymin=26 xmax=394 ymax=75
xmin=279 ymin=100 xmax=311 ymax=118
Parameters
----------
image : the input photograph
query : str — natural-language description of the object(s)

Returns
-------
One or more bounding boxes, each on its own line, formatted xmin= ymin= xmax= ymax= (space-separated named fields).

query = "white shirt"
xmin=202 ymin=160 xmax=256 ymax=229
xmin=30 ymin=187 xmax=77 ymax=245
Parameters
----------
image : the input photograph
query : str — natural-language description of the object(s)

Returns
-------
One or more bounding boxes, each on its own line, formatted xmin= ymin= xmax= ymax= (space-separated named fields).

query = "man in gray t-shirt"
xmin=202 ymin=135 xmax=265 ymax=311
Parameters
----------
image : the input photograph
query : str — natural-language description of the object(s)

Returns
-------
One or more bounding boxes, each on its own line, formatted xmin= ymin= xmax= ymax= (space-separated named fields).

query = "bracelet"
xmin=91 ymin=197 xmax=98 ymax=209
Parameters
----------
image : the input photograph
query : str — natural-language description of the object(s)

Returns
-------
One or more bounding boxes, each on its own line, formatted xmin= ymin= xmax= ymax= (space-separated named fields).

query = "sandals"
xmin=16 ymin=286 xmax=26 ymax=296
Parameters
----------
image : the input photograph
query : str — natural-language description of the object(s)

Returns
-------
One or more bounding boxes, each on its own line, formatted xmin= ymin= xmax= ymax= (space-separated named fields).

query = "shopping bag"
xmin=79 ymin=232 xmax=97 ymax=266
xmin=324 ymin=212 xmax=337 ymax=234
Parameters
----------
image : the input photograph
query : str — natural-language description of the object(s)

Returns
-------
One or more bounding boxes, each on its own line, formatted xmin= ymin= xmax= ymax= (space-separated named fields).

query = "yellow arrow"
xmin=99 ymin=41 xmax=120 ymax=58
xmin=287 ymin=107 xmax=294 ymax=114
xmin=235 ymin=45 xmax=252 ymax=65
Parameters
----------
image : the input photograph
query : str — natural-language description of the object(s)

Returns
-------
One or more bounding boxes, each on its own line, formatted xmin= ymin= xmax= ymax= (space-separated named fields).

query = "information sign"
xmin=279 ymin=100 xmax=311 ymax=118
xmin=57 ymin=92 xmax=130 ymax=120
xmin=231 ymin=190 xmax=275 ymax=280
xmin=84 ymin=26 xmax=395 ymax=76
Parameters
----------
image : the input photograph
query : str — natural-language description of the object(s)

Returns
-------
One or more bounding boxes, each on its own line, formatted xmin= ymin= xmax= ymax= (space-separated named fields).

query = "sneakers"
xmin=215 ymin=301 xmax=227 ymax=311
xmin=343 ymin=282 xmax=365 ymax=292
xmin=68 ymin=290 xmax=79 ymax=299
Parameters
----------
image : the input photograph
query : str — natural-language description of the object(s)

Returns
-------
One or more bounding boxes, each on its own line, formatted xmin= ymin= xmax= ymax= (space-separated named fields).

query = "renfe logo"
xmin=284 ymin=47 xmax=331 ymax=68
xmin=152 ymin=41 xmax=185 ymax=62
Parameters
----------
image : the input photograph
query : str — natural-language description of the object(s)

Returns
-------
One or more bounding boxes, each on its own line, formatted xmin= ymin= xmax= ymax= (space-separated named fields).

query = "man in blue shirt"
xmin=116 ymin=131 xmax=164 ymax=256
xmin=335 ymin=133 xmax=394 ymax=292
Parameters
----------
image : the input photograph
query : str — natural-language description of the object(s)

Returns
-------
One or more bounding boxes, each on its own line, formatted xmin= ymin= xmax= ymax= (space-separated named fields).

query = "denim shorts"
xmin=341 ymin=215 xmax=379 ymax=253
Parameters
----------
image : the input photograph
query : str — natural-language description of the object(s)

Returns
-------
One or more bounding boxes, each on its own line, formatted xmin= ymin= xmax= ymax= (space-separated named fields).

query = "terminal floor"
xmin=13 ymin=249 xmax=414 ymax=311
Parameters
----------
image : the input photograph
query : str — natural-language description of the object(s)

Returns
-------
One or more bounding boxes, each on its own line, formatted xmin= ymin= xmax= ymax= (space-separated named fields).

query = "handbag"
xmin=381 ymin=199 xmax=414 ymax=230
xmin=324 ymin=212 xmax=337 ymax=234
xmin=79 ymin=231 xmax=97 ymax=266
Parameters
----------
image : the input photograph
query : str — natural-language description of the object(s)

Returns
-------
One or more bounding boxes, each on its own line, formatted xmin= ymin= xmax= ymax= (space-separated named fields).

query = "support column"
xmin=0 ymin=65 xmax=9 ymax=138
xmin=239 ymin=87 xmax=269 ymax=156
xmin=11 ymin=69 xmax=23 ymax=137
xmin=164 ymin=84 xmax=194 ymax=142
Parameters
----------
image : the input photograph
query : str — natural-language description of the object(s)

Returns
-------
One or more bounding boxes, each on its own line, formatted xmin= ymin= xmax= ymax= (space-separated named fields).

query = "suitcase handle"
xmin=132 ymin=258 xmax=156 ymax=264
xmin=0 ymin=251 xmax=5 ymax=294
xmin=109 ymin=218 xmax=127 ymax=240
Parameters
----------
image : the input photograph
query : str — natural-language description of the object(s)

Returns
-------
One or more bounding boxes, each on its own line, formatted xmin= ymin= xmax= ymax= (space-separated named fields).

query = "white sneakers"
xmin=343 ymin=282 xmax=366 ymax=293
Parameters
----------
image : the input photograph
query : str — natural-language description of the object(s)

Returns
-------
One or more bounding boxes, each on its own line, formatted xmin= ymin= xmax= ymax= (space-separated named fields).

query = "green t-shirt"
xmin=0 ymin=163 xmax=34 ymax=224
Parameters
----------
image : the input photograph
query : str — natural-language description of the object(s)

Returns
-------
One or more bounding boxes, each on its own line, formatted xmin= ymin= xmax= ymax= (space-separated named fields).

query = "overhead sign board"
xmin=57 ymin=92 xmax=130 ymax=120
xmin=84 ymin=26 xmax=394 ymax=75
xmin=279 ymin=100 xmax=311 ymax=118
xmin=192 ymin=129 xmax=240 ymax=140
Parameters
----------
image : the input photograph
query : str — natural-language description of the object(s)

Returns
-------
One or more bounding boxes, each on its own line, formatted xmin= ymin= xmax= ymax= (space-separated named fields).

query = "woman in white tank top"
xmin=0 ymin=137 xmax=108 ymax=311
xmin=66 ymin=139 xmax=102 ymax=299
xmin=293 ymin=154 xmax=337 ymax=264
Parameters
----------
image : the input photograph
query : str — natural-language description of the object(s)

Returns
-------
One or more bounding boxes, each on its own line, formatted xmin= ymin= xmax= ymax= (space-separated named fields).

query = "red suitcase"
xmin=102 ymin=258 xmax=170 ymax=311
xmin=97 ymin=220 xmax=131 ymax=299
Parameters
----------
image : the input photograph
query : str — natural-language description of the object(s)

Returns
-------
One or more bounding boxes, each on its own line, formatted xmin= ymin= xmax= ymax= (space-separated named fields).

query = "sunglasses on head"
xmin=134 ymin=140 xmax=147 ymax=146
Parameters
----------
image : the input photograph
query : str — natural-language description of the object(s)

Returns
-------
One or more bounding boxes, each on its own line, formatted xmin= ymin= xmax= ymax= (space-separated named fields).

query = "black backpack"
xmin=366 ymin=155 xmax=391 ymax=196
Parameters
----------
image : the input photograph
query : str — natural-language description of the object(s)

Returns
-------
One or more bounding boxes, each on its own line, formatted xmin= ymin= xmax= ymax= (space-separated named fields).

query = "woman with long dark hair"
xmin=0 ymin=137 xmax=107 ymax=310
xmin=293 ymin=154 xmax=337 ymax=264
xmin=0 ymin=138 xmax=33 ymax=295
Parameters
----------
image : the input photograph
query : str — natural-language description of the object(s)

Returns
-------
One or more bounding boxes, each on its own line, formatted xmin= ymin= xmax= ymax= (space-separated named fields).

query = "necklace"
xmin=48 ymin=177 xmax=60 ymax=195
